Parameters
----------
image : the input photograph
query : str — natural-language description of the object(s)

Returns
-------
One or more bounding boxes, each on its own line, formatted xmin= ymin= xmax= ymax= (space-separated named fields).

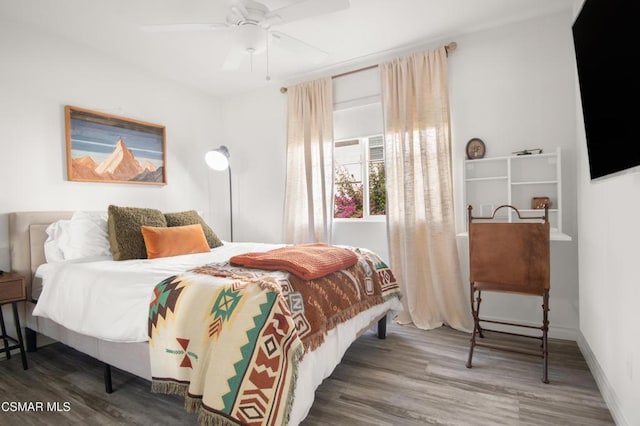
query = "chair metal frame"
xmin=465 ymin=204 xmax=550 ymax=383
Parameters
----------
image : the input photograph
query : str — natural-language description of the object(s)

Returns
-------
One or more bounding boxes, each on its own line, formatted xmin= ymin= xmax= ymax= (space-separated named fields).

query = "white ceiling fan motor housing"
xmin=237 ymin=23 xmax=267 ymax=54
xmin=227 ymin=0 xmax=270 ymax=54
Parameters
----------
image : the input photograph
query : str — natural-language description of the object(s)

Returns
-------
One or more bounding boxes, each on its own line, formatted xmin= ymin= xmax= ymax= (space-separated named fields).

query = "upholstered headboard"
xmin=9 ymin=211 xmax=73 ymax=301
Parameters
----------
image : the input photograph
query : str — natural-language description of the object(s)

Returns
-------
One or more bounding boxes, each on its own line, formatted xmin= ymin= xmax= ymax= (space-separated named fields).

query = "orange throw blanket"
xmin=229 ymin=243 xmax=359 ymax=280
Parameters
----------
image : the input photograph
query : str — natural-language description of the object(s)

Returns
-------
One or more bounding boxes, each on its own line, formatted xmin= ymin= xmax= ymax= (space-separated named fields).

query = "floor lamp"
xmin=205 ymin=145 xmax=233 ymax=242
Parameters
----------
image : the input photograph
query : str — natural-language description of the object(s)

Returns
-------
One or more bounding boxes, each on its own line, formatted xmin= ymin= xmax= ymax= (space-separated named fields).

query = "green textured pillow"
xmin=164 ymin=210 xmax=223 ymax=249
xmin=108 ymin=205 xmax=167 ymax=260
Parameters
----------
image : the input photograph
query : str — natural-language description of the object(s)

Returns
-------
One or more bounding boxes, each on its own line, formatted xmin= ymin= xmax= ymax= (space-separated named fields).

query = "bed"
xmin=9 ymin=210 xmax=402 ymax=425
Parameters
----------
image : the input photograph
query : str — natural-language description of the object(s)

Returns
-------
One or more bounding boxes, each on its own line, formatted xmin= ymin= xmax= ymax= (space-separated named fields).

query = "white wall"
xmin=221 ymin=11 xmax=580 ymax=338
xmin=450 ymin=11 xmax=579 ymax=339
xmin=572 ymin=1 xmax=640 ymax=424
xmin=576 ymin=107 xmax=640 ymax=426
xmin=219 ymin=85 xmax=288 ymax=243
xmin=0 ymin=20 xmax=224 ymax=270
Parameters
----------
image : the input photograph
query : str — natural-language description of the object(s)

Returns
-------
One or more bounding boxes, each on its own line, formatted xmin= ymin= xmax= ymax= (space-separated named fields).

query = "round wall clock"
xmin=466 ymin=138 xmax=486 ymax=159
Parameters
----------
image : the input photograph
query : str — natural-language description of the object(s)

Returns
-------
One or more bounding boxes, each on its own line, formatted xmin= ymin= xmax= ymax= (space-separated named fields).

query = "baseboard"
xmin=548 ymin=323 xmax=576 ymax=340
xmin=577 ymin=331 xmax=629 ymax=426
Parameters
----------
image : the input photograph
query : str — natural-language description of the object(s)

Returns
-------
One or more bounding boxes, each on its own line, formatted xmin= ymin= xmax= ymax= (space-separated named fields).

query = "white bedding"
xmin=33 ymin=241 xmax=402 ymax=425
xmin=33 ymin=242 xmax=285 ymax=342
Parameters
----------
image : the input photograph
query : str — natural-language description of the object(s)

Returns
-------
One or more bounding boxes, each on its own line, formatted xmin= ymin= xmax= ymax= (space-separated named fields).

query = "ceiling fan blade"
xmin=265 ymin=0 xmax=349 ymax=26
xmin=270 ymin=31 xmax=328 ymax=64
xmin=221 ymin=48 xmax=247 ymax=71
xmin=140 ymin=23 xmax=228 ymax=32
xmin=228 ymin=0 xmax=249 ymax=18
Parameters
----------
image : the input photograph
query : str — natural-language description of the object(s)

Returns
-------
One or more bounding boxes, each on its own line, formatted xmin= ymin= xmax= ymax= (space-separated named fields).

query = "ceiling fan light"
xmin=238 ymin=23 xmax=266 ymax=53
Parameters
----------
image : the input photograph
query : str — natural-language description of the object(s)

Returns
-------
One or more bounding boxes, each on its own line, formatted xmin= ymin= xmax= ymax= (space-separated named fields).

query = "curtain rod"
xmin=279 ymin=41 xmax=457 ymax=94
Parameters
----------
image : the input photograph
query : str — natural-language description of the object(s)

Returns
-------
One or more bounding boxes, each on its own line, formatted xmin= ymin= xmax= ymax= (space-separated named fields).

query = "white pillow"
xmin=44 ymin=220 xmax=71 ymax=263
xmin=61 ymin=211 xmax=112 ymax=260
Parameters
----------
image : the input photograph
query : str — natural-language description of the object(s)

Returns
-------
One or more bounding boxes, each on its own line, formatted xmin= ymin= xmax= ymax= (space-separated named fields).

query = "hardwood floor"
xmin=0 ymin=323 xmax=614 ymax=425
xmin=304 ymin=324 xmax=614 ymax=426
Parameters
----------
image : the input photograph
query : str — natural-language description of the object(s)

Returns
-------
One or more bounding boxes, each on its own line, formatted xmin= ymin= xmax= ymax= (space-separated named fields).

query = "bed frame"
xmin=8 ymin=211 xmax=389 ymax=407
xmin=9 ymin=211 xmax=151 ymax=389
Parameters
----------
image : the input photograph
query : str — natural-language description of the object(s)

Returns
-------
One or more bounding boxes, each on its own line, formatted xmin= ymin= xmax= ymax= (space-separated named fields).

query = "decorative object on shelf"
xmin=65 ymin=106 xmax=166 ymax=185
xmin=465 ymin=138 xmax=486 ymax=159
xmin=531 ymin=197 xmax=552 ymax=209
xmin=512 ymin=148 xmax=543 ymax=156
xmin=204 ymin=145 xmax=233 ymax=242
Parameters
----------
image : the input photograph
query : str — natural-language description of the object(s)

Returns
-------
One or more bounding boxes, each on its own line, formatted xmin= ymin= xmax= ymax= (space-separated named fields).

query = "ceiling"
xmin=1 ymin=0 xmax=574 ymax=98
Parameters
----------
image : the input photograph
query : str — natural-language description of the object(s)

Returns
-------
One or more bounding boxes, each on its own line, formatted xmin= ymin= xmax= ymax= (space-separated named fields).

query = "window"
xmin=334 ymin=135 xmax=386 ymax=219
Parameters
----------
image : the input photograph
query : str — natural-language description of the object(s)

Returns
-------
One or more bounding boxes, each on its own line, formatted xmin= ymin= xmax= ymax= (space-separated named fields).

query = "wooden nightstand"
xmin=0 ymin=272 xmax=28 ymax=370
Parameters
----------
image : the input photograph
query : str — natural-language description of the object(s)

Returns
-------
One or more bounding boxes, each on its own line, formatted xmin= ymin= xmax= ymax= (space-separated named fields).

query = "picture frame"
xmin=65 ymin=105 xmax=166 ymax=185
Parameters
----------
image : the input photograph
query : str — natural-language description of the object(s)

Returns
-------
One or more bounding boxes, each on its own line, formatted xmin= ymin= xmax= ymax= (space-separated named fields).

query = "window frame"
xmin=333 ymin=133 xmax=386 ymax=222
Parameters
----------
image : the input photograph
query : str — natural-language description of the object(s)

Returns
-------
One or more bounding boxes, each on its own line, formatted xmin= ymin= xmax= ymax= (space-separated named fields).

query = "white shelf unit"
xmin=462 ymin=147 xmax=571 ymax=241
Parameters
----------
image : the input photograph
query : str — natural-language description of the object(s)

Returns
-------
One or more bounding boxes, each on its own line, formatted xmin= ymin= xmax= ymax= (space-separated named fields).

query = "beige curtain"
xmin=380 ymin=47 xmax=472 ymax=332
xmin=283 ymin=77 xmax=334 ymax=244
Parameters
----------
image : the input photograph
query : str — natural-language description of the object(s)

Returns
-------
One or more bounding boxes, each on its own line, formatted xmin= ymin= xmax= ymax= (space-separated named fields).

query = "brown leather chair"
xmin=465 ymin=204 xmax=550 ymax=383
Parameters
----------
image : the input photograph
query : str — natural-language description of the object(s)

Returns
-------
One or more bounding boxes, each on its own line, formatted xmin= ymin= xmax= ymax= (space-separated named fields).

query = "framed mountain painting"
xmin=65 ymin=105 xmax=166 ymax=185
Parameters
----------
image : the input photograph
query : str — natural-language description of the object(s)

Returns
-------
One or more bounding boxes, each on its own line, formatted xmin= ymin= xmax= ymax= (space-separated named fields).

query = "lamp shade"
xmin=205 ymin=145 xmax=230 ymax=171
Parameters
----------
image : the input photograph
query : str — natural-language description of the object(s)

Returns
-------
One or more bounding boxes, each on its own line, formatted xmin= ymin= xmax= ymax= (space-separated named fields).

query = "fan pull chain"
xmin=265 ymin=29 xmax=271 ymax=81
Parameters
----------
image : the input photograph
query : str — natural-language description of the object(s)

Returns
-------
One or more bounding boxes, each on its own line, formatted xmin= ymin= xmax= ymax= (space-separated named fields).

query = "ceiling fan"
xmin=141 ymin=0 xmax=350 ymax=73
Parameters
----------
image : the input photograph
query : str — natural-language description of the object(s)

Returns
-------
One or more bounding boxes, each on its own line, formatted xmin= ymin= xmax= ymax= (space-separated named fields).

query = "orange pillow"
xmin=141 ymin=224 xmax=210 ymax=259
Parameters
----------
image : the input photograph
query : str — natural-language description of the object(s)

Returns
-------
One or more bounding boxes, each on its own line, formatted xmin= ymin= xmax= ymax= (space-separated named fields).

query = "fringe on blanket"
xmin=197 ymin=412 xmax=241 ymax=426
xmin=152 ymin=345 xmax=305 ymax=426
xmin=151 ymin=380 xmax=189 ymax=397
xmin=282 ymin=345 xmax=304 ymax=426
xmin=190 ymin=266 xmax=282 ymax=295
xmin=151 ymin=380 xmax=202 ymax=414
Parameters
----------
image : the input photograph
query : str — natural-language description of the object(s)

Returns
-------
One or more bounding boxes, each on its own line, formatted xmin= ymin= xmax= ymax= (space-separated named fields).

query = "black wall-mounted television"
xmin=572 ymin=0 xmax=640 ymax=180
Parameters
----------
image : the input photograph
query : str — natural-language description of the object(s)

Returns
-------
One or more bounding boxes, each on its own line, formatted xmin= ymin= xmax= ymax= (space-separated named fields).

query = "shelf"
xmin=462 ymin=147 xmax=564 ymax=234
xmin=510 ymin=152 xmax=557 ymax=160
xmin=467 ymin=151 xmax=558 ymax=163
xmin=465 ymin=176 xmax=508 ymax=182
xmin=465 ymin=156 xmax=509 ymax=163
xmin=469 ymin=152 xmax=556 ymax=162
xmin=551 ymin=230 xmax=572 ymax=241
xmin=511 ymin=180 xmax=558 ymax=185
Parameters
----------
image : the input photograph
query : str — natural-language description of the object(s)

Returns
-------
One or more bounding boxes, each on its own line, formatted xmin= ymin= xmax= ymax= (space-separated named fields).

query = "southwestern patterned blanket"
xmin=148 ymin=246 xmax=400 ymax=426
